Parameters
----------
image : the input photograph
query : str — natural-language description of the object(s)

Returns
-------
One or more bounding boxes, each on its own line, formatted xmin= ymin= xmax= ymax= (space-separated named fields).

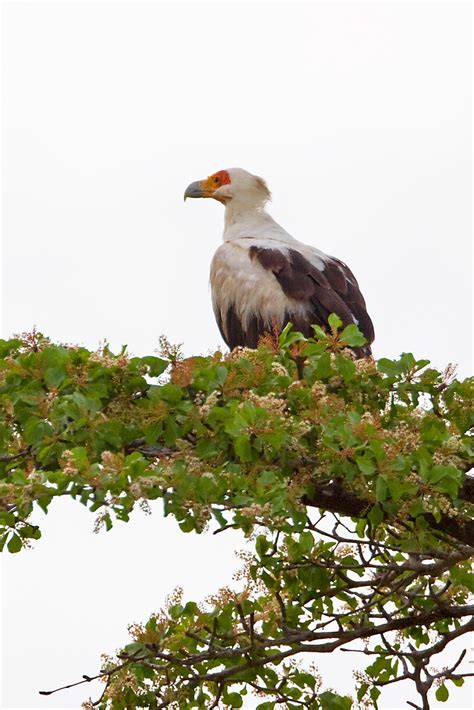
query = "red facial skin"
xmin=201 ymin=170 xmax=231 ymax=199
xmin=211 ymin=170 xmax=231 ymax=186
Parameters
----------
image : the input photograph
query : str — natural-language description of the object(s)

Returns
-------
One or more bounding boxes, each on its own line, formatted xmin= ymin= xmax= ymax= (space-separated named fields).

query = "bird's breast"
xmin=210 ymin=241 xmax=307 ymax=335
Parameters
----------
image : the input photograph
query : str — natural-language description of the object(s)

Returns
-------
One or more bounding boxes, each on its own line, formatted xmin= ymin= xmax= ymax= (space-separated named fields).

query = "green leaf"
xmin=435 ymin=685 xmax=449 ymax=702
xmin=387 ymin=478 xmax=418 ymax=502
xmin=314 ymin=352 xmax=333 ymax=379
xmin=159 ymin=384 xmax=183 ymax=403
xmin=375 ymin=476 xmax=388 ymax=502
xmin=356 ymin=455 xmax=376 ymax=476
xmin=449 ymin=566 xmax=474 ymax=593
xmin=293 ymin=672 xmax=316 ymax=690
xmin=164 ymin=416 xmax=179 ymax=445
xmin=259 ymin=470 xmax=277 ymax=485
xmin=97 ymin=422 xmax=123 ymax=448
xmin=357 ymin=682 xmax=369 ymax=701
xmin=368 ymin=505 xmax=384 ymax=527
xmin=435 ymin=478 xmax=460 ymax=498
xmin=7 ymin=533 xmax=22 ymax=553
xmin=23 ymin=419 xmax=53 ymax=445
xmin=196 ymin=438 xmax=219 ymax=459
xmin=340 ymin=323 xmax=367 ymax=347
xmin=255 ymin=535 xmax=270 ymax=557
xmin=144 ymin=420 xmax=163 ymax=445
xmin=260 ymin=571 xmax=276 ymax=590
xmin=234 ymin=435 xmax=252 ymax=462
xmin=41 ymin=345 xmax=69 ymax=369
xmin=335 ymin=353 xmax=356 ymax=382
xmin=18 ymin=524 xmax=41 ymax=540
xmin=179 ymin=517 xmax=196 ymax=533
xmin=409 ymin=499 xmax=425 ymax=517
xmin=122 ymin=641 xmax=148 ymax=658
xmin=44 ymin=367 xmax=66 ymax=388
xmin=328 ymin=313 xmax=343 ymax=332
xmin=0 ymin=512 xmax=16 ymax=527
xmin=139 ymin=356 xmax=168 ymax=377
xmin=370 ymin=686 xmax=381 ymax=704
xmin=223 ymin=692 xmax=243 ymax=707
xmin=377 ymin=358 xmax=402 ymax=376
xmin=211 ymin=509 xmax=227 ymax=530
xmin=355 ymin=518 xmax=367 ymax=537
xmin=399 ymin=352 xmax=416 ymax=371
xmin=0 ymin=338 xmax=22 ymax=357
xmin=311 ymin=324 xmax=328 ymax=340
xmin=319 ymin=691 xmax=352 ymax=709
xmin=299 ymin=530 xmax=314 ymax=554
xmin=225 ymin=413 xmax=248 ymax=437
xmin=279 ymin=323 xmax=304 ymax=347
xmin=425 ymin=465 xmax=462 ymax=497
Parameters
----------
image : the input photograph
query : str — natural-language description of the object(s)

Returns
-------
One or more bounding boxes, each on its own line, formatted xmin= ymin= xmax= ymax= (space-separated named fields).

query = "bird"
xmin=184 ymin=168 xmax=374 ymax=355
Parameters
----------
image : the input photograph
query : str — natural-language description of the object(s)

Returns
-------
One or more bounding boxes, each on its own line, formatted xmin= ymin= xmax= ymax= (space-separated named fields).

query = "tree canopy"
xmin=0 ymin=321 xmax=473 ymax=709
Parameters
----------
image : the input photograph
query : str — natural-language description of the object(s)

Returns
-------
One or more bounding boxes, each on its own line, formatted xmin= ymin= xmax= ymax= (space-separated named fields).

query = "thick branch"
xmin=303 ymin=478 xmax=474 ymax=547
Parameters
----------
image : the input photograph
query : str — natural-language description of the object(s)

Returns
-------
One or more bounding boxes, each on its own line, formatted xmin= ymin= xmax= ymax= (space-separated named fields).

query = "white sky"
xmin=1 ymin=1 xmax=472 ymax=708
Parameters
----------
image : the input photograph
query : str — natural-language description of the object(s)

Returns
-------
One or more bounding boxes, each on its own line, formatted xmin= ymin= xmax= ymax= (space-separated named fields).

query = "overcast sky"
xmin=1 ymin=2 xmax=472 ymax=708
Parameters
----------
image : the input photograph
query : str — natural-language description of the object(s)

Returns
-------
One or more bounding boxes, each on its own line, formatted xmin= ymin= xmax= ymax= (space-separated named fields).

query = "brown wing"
xmin=214 ymin=303 xmax=267 ymax=351
xmin=249 ymin=246 xmax=375 ymax=353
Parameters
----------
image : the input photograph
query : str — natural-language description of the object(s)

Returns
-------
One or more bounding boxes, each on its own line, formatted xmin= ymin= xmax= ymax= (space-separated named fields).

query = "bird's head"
xmin=184 ymin=168 xmax=271 ymax=207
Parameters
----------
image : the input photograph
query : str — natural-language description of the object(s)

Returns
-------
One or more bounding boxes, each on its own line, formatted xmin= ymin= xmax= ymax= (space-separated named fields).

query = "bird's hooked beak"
xmin=184 ymin=172 xmax=230 ymax=202
xmin=183 ymin=180 xmax=205 ymax=201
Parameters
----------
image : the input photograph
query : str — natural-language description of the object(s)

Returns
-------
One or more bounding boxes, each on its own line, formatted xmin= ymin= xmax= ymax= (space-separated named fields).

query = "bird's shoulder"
xmin=211 ymin=237 xmax=287 ymax=264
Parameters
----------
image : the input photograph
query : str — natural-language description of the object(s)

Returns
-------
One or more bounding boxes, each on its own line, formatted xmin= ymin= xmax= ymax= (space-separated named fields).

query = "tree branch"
xmin=303 ymin=478 xmax=474 ymax=547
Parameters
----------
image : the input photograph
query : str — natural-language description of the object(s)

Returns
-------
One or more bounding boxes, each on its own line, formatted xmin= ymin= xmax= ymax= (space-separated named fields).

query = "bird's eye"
xmin=214 ymin=177 xmax=220 ymax=183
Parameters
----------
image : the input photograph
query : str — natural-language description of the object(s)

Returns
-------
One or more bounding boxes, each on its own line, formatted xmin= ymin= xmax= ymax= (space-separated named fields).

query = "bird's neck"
xmin=222 ymin=200 xmax=298 ymax=246
xmin=223 ymin=200 xmax=272 ymax=232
